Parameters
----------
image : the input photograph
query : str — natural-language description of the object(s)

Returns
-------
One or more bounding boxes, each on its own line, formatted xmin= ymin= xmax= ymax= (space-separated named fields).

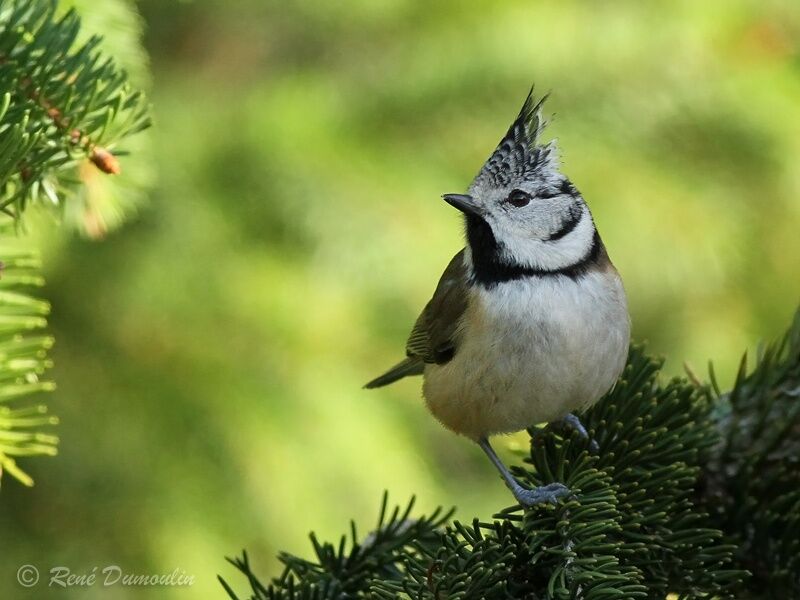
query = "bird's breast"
xmin=422 ymin=270 xmax=630 ymax=439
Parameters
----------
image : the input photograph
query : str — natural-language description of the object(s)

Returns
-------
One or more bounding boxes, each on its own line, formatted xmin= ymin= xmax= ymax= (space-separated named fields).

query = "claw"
xmin=478 ymin=437 xmax=573 ymax=508
xmin=513 ymin=482 xmax=571 ymax=507
xmin=477 ymin=414 xmax=593 ymax=508
xmin=554 ymin=413 xmax=600 ymax=453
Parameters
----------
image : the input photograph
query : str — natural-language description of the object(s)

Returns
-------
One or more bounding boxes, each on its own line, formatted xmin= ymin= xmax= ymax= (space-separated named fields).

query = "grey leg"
xmin=561 ymin=413 xmax=599 ymax=453
xmin=478 ymin=438 xmax=570 ymax=507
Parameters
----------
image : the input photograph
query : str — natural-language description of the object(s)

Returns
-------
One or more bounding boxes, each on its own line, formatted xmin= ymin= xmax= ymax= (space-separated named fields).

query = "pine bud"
xmin=90 ymin=146 xmax=120 ymax=175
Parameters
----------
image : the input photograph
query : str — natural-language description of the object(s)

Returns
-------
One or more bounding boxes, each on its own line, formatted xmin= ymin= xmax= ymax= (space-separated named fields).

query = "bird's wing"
xmin=406 ymin=249 xmax=469 ymax=364
xmin=364 ymin=250 xmax=468 ymax=389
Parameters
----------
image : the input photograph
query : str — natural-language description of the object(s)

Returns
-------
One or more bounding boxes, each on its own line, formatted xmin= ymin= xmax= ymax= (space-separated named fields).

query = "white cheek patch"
xmin=497 ymin=207 xmax=595 ymax=271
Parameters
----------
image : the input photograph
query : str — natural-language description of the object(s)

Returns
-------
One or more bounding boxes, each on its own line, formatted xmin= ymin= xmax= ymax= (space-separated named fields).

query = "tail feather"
xmin=364 ymin=357 xmax=424 ymax=389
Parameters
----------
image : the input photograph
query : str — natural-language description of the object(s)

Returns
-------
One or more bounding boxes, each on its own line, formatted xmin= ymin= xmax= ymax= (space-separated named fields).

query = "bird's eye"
xmin=506 ymin=190 xmax=531 ymax=208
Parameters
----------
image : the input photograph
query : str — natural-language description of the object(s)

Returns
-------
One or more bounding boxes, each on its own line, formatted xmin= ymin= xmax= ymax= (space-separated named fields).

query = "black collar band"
xmin=466 ymin=214 xmax=602 ymax=288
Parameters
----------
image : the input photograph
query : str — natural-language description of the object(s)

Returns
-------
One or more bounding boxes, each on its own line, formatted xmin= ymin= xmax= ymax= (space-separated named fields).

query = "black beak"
xmin=442 ymin=193 xmax=482 ymax=217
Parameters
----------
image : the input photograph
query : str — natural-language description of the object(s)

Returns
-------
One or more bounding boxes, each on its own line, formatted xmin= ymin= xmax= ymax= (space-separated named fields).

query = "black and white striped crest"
xmin=471 ymin=90 xmax=557 ymax=190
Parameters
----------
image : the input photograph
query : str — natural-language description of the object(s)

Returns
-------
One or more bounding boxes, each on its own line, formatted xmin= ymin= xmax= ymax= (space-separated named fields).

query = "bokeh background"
xmin=2 ymin=0 xmax=800 ymax=598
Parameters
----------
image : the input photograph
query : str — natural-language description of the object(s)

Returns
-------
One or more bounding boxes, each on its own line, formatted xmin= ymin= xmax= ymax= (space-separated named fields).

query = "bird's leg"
xmin=478 ymin=438 xmax=570 ymax=507
xmin=532 ymin=413 xmax=599 ymax=453
xmin=559 ymin=413 xmax=599 ymax=453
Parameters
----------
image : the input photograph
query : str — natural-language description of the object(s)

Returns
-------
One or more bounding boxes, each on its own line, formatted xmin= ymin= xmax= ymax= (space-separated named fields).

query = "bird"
xmin=365 ymin=89 xmax=631 ymax=507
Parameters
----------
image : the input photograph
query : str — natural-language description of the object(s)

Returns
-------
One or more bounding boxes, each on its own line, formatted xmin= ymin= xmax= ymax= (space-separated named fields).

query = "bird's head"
xmin=443 ymin=90 xmax=598 ymax=285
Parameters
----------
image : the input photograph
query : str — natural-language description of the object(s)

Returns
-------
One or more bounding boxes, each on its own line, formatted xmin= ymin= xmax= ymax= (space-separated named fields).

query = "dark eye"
xmin=506 ymin=190 xmax=531 ymax=208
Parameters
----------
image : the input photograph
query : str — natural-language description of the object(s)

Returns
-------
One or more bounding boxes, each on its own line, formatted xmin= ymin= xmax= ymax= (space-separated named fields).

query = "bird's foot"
xmin=477 ymin=438 xmax=573 ymax=508
xmin=533 ymin=413 xmax=599 ymax=453
xmin=560 ymin=413 xmax=600 ymax=453
xmin=512 ymin=482 xmax=571 ymax=507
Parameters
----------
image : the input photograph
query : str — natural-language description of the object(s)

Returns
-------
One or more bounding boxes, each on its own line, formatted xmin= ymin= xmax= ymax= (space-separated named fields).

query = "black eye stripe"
xmin=536 ymin=180 xmax=578 ymax=200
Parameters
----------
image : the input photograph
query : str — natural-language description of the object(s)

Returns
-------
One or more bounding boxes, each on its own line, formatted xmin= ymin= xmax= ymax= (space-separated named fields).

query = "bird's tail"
xmin=364 ymin=357 xmax=424 ymax=389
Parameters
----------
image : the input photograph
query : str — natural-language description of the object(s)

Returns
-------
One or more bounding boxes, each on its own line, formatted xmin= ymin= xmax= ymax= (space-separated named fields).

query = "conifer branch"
xmin=0 ymin=0 xmax=150 ymax=486
xmin=0 ymin=0 xmax=149 ymax=223
xmin=222 ymin=308 xmax=800 ymax=599
xmin=0 ymin=237 xmax=56 ymax=487
xmin=699 ymin=309 xmax=800 ymax=597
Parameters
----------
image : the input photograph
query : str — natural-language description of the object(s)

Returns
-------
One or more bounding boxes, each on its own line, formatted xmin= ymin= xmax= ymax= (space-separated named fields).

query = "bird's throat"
xmin=465 ymin=214 xmax=602 ymax=288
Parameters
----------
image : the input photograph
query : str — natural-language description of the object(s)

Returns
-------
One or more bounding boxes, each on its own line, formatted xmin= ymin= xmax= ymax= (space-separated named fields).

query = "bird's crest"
xmin=471 ymin=88 xmax=560 ymax=190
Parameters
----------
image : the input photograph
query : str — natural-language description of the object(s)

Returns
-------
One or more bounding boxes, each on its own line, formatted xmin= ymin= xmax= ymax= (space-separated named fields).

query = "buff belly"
xmin=422 ymin=270 xmax=630 ymax=440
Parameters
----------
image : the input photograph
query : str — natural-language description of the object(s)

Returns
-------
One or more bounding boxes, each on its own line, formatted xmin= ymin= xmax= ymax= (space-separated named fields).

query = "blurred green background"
xmin=2 ymin=0 xmax=800 ymax=598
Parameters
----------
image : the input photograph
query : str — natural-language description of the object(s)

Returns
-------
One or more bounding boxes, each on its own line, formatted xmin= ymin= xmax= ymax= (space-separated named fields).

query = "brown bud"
xmin=90 ymin=146 xmax=121 ymax=175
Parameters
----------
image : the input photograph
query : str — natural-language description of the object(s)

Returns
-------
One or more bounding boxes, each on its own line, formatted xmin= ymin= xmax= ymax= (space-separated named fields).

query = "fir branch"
xmin=700 ymin=308 xmax=800 ymax=597
xmin=0 ymin=238 xmax=56 ymax=487
xmin=0 ymin=0 xmax=150 ymax=223
xmin=220 ymin=494 xmax=454 ymax=600
xmin=222 ymin=307 xmax=800 ymax=599
xmin=0 ymin=0 xmax=151 ymax=486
